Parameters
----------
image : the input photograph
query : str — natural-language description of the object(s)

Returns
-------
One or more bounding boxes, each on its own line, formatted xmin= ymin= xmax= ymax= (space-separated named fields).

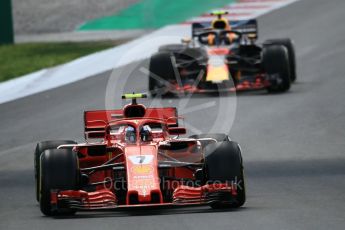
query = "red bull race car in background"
xmin=148 ymin=11 xmax=296 ymax=97
xmin=34 ymin=93 xmax=246 ymax=216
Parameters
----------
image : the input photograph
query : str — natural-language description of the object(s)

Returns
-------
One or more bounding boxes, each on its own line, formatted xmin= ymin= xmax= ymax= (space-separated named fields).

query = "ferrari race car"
xmin=34 ymin=93 xmax=246 ymax=216
xmin=148 ymin=11 xmax=296 ymax=96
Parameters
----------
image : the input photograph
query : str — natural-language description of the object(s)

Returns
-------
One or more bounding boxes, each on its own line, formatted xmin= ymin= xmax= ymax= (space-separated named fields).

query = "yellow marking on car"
xmin=122 ymin=93 xmax=147 ymax=99
xmin=206 ymin=64 xmax=229 ymax=82
xmin=132 ymin=165 xmax=152 ymax=174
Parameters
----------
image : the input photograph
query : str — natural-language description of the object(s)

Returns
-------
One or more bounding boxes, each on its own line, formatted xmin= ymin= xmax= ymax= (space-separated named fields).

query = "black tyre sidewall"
xmin=204 ymin=141 xmax=246 ymax=208
xmin=148 ymin=52 xmax=176 ymax=97
xmin=263 ymin=44 xmax=291 ymax=93
xmin=34 ymin=140 xmax=76 ymax=202
xmin=39 ymin=149 xmax=79 ymax=216
xmin=265 ymin=39 xmax=297 ymax=82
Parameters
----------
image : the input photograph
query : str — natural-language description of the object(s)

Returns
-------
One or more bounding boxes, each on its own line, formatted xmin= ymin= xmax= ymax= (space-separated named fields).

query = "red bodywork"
xmin=52 ymin=103 xmax=236 ymax=211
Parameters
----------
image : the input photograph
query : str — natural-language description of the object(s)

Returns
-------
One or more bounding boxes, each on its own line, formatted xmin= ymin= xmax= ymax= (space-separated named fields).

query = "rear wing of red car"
xmin=192 ymin=19 xmax=258 ymax=40
xmin=84 ymin=107 xmax=179 ymax=133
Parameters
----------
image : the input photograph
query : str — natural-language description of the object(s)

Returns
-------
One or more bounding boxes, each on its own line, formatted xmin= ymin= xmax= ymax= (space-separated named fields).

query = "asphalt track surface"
xmin=12 ymin=0 xmax=139 ymax=34
xmin=1 ymin=0 xmax=345 ymax=229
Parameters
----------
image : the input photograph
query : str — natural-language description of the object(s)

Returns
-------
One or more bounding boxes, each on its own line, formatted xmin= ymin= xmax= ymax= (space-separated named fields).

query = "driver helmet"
xmin=140 ymin=125 xmax=153 ymax=142
xmin=211 ymin=18 xmax=230 ymax=30
xmin=208 ymin=19 xmax=233 ymax=45
xmin=125 ymin=126 xmax=136 ymax=143
xmin=208 ymin=13 xmax=239 ymax=45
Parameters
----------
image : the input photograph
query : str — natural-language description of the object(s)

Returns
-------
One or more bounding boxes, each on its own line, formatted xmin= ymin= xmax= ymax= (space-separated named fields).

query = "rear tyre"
xmin=263 ymin=45 xmax=291 ymax=93
xmin=204 ymin=141 xmax=246 ymax=209
xmin=39 ymin=149 xmax=79 ymax=216
xmin=148 ymin=52 xmax=176 ymax=97
xmin=34 ymin=140 xmax=76 ymax=202
xmin=264 ymin=39 xmax=296 ymax=82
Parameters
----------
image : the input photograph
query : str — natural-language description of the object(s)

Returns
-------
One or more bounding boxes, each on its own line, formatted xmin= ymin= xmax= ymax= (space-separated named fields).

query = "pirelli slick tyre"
xmin=264 ymin=38 xmax=297 ymax=82
xmin=263 ymin=44 xmax=291 ymax=93
xmin=39 ymin=149 xmax=79 ymax=216
xmin=148 ymin=52 xmax=176 ymax=97
xmin=203 ymin=141 xmax=246 ymax=209
xmin=34 ymin=140 xmax=76 ymax=202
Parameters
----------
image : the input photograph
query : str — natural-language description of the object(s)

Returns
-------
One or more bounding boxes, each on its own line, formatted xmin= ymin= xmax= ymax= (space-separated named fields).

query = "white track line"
xmin=0 ymin=0 xmax=299 ymax=104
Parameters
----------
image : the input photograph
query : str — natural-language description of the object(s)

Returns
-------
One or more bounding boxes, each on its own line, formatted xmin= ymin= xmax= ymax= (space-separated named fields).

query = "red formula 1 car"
xmin=34 ymin=93 xmax=245 ymax=216
xmin=148 ymin=12 xmax=296 ymax=97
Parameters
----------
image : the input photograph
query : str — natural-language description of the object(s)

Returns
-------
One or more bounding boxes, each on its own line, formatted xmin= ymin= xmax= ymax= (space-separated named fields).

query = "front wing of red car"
xmin=51 ymin=183 xmax=238 ymax=211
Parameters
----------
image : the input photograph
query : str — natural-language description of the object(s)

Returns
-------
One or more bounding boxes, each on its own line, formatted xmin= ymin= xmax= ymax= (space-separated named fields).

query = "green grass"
xmin=0 ymin=41 xmax=121 ymax=82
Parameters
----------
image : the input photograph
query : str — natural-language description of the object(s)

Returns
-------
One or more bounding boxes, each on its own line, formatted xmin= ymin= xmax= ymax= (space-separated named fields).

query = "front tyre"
xmin=263 ymin=45 xmax=291 ymax=93
xmin=34 ymin=140 xmax=76 ymax=202
xmin=264 ymin=39 xmax=297 ymax=82
xmin=204 ymin=141 xmax=246 ymax=209
xmin=39 ymin=149 xmax=79 ymax=216
xmin=148 ymin=52 xmax=176 ymax=97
